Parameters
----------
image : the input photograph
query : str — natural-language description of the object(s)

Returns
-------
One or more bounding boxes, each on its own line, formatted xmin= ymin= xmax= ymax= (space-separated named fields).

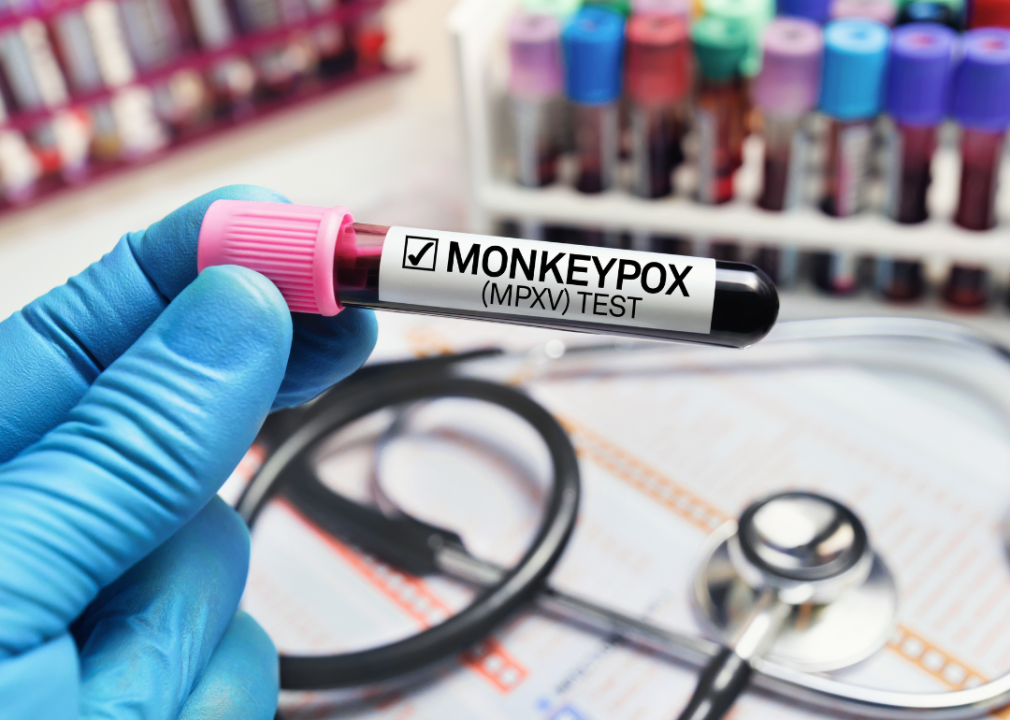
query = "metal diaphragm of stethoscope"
xmin=241 ymin=317 xmax=1010 ymax=720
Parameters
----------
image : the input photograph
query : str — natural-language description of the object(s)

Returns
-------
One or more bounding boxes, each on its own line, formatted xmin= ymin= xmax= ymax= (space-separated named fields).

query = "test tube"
xmin=777 ymin=0 xmax=833 ymax=23
xmin=830 ymin=0 xmax=898 ymax=24
xmin=754 ymin=18 xmax=822 ymax=211
xmin=942 ymin=28 xmax=1010 ymax=309
xmin=563 ymin=6 xmax=625 ymax=195
xmin=703 ymin=0 xmax=775 ymax=175
xmin=693 ymin=16 xmax=748 ymax=206
xmin=752 ymin=18 xmax=822 ymax=286
xmin=875 ymin=23 xmax=954 ymax=301
xmin=509 ymin=14 xmax=563 ymax=190
xmin=625 ymin=13 xmax=691 ymax=198
xmin=812 ymin=18 xmax=889 ymax=295
xmin=198 ymin=201 xmax=781 ymax=348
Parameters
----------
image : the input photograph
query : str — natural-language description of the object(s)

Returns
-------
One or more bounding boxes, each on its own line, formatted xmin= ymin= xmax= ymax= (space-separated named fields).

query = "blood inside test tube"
xmin=954 ymin=128 xmax=1004 ymax=231
xmin=563 ymin=7 xmax=625 ymax=196
xmin=692 ymin=16 xmax=749 ymax=205
xmin=574 ymin=104 xmax=619 ymax=192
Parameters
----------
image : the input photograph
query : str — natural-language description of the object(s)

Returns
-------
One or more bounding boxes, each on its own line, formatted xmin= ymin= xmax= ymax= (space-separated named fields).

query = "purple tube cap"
xmin=753 ymin=18 xmax=824 ymax=115
xmin=886 ymin=23 xmax=955 ymax=126
xmin=952 ymin=28 xmax=1010 ymax=131
xmin=830 ymin=0 xmax=897 ymax=25
xmin=509 ymin=13 xmax=564 ymax=100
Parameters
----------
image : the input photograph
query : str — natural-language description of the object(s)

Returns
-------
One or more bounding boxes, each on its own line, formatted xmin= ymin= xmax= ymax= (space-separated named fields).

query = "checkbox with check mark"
xmin=402 ymin=235 xmax=439 ymax=271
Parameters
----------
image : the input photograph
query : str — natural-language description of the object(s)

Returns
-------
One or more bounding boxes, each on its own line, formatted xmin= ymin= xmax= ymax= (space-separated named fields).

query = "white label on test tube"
xmin=378 ymin=228 xmax=717 ymax=335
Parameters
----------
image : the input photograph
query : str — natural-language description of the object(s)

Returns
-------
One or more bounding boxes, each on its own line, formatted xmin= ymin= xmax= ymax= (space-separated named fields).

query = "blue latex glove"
xmin=0 ymin=185 xmax=377 ymax=719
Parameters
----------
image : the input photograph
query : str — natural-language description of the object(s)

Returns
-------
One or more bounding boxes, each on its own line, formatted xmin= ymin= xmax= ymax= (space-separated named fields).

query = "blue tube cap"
xmin=778 ymin=0 xmax=832 ymax=24
xmin=563 ymin=6 xmax=626 ymax=103
xmin=951 ymin=28 xmax=1010 ymax=132
xmin=818 ymin=19 xmax=890 ymax=120
xmin=886 ymin=23 xmax=956 ymax=126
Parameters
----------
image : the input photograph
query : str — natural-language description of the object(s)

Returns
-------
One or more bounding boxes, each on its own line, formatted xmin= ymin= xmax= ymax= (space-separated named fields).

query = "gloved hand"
xmin=0 ymin=185 xmax=377 ymax=720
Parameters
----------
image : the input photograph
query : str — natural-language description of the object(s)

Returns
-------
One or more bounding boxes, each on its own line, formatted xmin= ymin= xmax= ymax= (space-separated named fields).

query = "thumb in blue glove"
xmin=0 ymin=185 xmax=377 ymax=719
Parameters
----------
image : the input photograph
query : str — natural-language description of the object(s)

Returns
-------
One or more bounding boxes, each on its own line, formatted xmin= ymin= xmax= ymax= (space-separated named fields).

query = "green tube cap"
xmin=584 ymin=0 xmax=632 ymax=15
xmin=522 ymin=0 xmax=584 ymax=19
xmin=702 ymin=0 xmax=774 ymax=75
xmin=692 ymin=15 xmax=749 ymax=80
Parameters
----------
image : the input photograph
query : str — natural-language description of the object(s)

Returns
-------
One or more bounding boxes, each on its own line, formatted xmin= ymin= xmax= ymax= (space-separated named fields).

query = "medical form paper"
xmin=224 ymin=313 xmax=1010 ymax=720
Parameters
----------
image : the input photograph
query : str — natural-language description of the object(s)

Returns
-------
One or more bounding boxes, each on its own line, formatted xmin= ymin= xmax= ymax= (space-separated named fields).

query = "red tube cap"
xmin=625 ymin=14 xmax=692 ymax=105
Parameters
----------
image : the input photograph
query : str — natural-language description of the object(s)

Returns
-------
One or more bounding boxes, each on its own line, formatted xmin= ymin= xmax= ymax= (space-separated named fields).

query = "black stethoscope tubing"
xmin=237 ymin=364 xmax=580 ymax=690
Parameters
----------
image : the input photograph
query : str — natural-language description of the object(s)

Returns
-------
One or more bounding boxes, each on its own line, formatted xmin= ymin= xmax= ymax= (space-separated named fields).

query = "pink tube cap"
xmin=753 ymin=18 xmax=823 ymax=116
xmin=197 ymin=200 xmax=351 ymax=316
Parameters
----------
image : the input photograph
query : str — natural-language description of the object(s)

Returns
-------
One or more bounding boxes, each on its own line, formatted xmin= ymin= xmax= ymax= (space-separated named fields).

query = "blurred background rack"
xmin=449 ymin=0 xmax=1010 ymax=340
xmin=0 ymin=0 xmax=402 ymax=214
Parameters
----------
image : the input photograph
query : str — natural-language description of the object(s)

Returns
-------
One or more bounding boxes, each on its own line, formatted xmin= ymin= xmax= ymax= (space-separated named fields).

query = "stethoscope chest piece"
xmin=693 ymin=491 xmax=899 ymax=673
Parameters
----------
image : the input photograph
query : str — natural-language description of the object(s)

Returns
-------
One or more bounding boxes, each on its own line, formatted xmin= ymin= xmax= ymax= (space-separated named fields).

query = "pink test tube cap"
xmin=198 ymin=200 xmax=352 ymax=316
xmin=509 ymin=13 xmax=564 ymax=100
xmin=752 ymin=18 xmax=823 ymax=116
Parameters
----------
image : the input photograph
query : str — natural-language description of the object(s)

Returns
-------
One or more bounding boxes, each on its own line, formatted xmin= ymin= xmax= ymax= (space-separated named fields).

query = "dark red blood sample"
xmin=955 ymin=129 xmax=1003 ymax=231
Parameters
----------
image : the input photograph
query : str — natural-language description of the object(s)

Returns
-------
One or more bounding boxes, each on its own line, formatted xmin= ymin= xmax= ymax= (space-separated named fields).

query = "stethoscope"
xmin=240 ymin=317 xmax=1010 ymax=719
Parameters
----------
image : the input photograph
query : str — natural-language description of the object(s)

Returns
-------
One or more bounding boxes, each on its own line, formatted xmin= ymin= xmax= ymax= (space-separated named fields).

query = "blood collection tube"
xmin=509 ymin=14 xmax=563 ymax=190
xmin=625 ymin=13 xmax=691 ymax=198
xmin=563 ymin=7 xmax=625 ymax=196
xmin=509 ymin=14 xmax=564 ymax=242
xmin=754 ymin=18 xmax=821 ymax=212
xmin=812 ymin=18 xmax=889 ymax=295
xmin=942 ymin=28 xmax=1010 ymax=309
xmin=875 ymin=23 xmax=954 ymax=301
xmin=830 ymin=0 xmax=898 ymax=24
xmin=692 ymin=16 xmax=748 ymax=204
xmin=778 ymin=0 xmax=833 ymax=23
xmin=197 ymin=201 xmax=780 ymax=347
xmin=751 ymin=18 xmax=822 ymax=286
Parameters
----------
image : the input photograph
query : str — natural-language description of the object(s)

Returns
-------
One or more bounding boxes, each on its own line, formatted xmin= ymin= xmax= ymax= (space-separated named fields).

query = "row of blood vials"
xmin=0 ymin=0 xmax=385 ymax=205
xmin=505 ymin=1 xmax=1010 ymax=308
